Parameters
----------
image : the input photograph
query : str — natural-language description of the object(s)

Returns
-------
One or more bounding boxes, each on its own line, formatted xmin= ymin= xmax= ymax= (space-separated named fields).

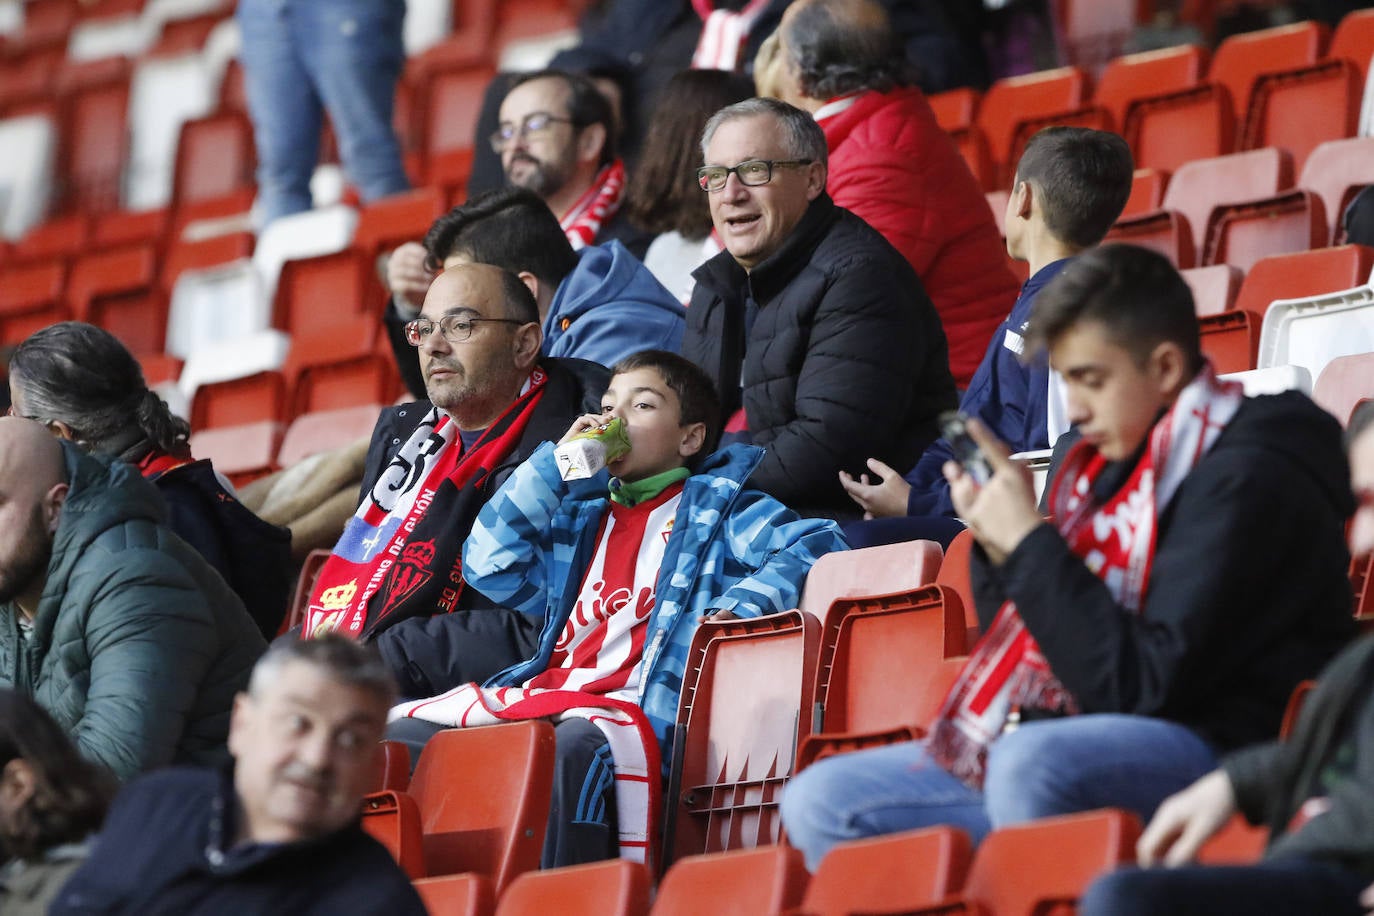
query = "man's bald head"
xmin=779 ymin=0 xmax=911 ymax=101
xmin=0 ymin=418 xmax=69 ymax=617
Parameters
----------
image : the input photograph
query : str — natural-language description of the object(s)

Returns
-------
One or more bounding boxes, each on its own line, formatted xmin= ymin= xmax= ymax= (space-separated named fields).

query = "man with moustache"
xmin=50 ymin=637 xmax=425 ymax=914
xmin=301 ymin=263 xmax=608 ymax=649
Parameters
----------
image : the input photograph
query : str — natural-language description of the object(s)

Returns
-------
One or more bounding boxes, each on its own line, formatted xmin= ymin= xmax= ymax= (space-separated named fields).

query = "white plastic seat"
xmin=498 ymin=32 xmax=580 ymax=72
xmin=165 ymin=259 xmax=269 ymax=358
xmin=1257 ymin=284 xmax=1374 ymax=384
xmin=178 ymin=328 xmax=292 ymax=401
xmin=0 ymin=1 xmax=22 ymax=37
xmin=126 ymin=52 xmax=216 ymax=210
xmin=252 ymin=204 xmax=360 ymax=303
xmin=1220 ymin=364 xmax=1314 ymax=396
xmin=0 ymin=114 xmax=57 ymax=241
xmin=404 ymin=0 xmax=453 ymax=55
xmin=67 ymin=14 xmax=155 ymax=61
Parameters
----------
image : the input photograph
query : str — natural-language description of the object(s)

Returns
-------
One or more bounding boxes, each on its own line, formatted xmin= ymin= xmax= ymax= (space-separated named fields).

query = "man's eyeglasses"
xmin=697 ymin=158 xmax=814 ymax=192
xmin=490 ymin=111 xmax=576 ymax=153
xmin=404 ymin=316 xmax=526 ymax=346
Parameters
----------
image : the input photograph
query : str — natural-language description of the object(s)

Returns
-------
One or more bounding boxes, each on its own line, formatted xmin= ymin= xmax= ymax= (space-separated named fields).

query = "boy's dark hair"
xmin=1025 ymin=244 xmax=1203 ymax=373
xmin=422 ymin=187 xmax=580 ymax=292
xmin=0 ymin=689 xmax=115 ymax=861
xmin=1014 ymin=126 xmax=1134 ymax=249
xmin=508 ymin=68 xmax=618 ymax=167
xmin=610 ymin=350 xmax=723 ymax=463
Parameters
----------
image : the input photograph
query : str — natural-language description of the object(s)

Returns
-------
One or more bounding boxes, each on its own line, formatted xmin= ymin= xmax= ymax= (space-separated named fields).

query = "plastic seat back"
xmin=652 ymin=845 xmax=808 ymax=916
xmin=1331 ymin=8 xmax=1374 ymax=82
xmin=495 ymin=859 xmax=650 ymax=916
xmin=0 ymin=113 xmax=57 ymax=241
xmin=66 ymin=243 xmax=166 ymax=354
xmin=56 ymin=70 xmax=128 ymax=214
xmin=126 ymin=52 xmax=215 ymax=210
xmin=413 ymin=872 xmax=496 ymax=916
xmin=1181 ymin=264 xmax=1243 ymax=316
xmin=927 ymin=87 xmax=978 ymax=132
xmin=1121 ymin=167 xmax=1168 ymax=219
xmin=804 ymin=826 xmax=972 ymax=916
xmin=1233 ymin=245 xmax=1374 ymax=319
xmin=1210 ymin=20 xmax=1328 ymax=126
xmin=1162 ymin=147 xmax=1293 ymax=264
xmin=1300 ymin=137 xmax=1374 ymax=244
xmin=406 ymin=721 xmax=556 ymax=892
xmin=1220 ymin=364 xmax=1312 ymax=397
xmin=272 ymin=247 xmax=371 ymax=336
xmin=959 ymin=809 xmax=1141 ymax=915
xmin=975 ymin=66 xmax=1087 ymax=182
xmin=797 ymin=540 xmax=944 ymax=620
xmin=666 ymin=611 xmax=819 ymax=864
xmin=165 ymin=260 xmax=269 ymax=358
xmin=277 ymin=404 xmax=386 ymax=467
xmin=1123 ymin=82 xmax=1234 ymax=174
xmin=1199 ymin=310 xmax=1258 ymax=373
xmin=9 ymin=212 xmax=91 ymax=263
xmin=188 ymin=420 xmax=283 ymax=486
xmin=190 ymin=371 xmax=286 ymax=429
xmin=1257 ymin=282 xmax=1374 ymax=378
xmin=361 ymin=790 xmax=426 ymax=879
xmin=177 ymin=328 xmax=290 ymax=401
xmin=1313 ymin=352 xmax=1374 ymax=424
xmin=1202 ymin=189 xmax=1326 ymax=270
xmin=1104 ymin=210 xmax=1196 ymax=269
xmin=252 ymin=203 xmax=359 ymax=304
xmin=0 ymin=256 xmax=68 ymax=341
xmin=1242 ymin=60 xmax=1361 ymax=175
xmin=171 ymin=109 xmax=255 ymax=210
xmin=1093 ymin=43 xmax=1206 ymax=127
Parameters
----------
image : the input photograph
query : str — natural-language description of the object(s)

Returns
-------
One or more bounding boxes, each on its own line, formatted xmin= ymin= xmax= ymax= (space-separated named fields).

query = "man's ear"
xmin=42 ymin=482 xmax=68 ymax=535
xmin=679 ymin=422 xmax=707 ymax=460
xmin=0 ymin=758 xmax=36 ymax=808
xmin=48 ymin=420 xmax=76 ymax=443
xmin=226 ymin=692 xmax=251 ymax=758
xmin=804 ymin=161 xmax=826 ymax=201
xmin=512 ymin=321 xmax=543 ymax=369
xmin=1013 ymin=180 xmax=1033 ymax=221
xmin=576 ymin=123 xmax=608 ymax=165
xmin=1150 ymin=340 xmax=1189 ymax=396
xmin=517 ymin=270 xmax=541 ymax=303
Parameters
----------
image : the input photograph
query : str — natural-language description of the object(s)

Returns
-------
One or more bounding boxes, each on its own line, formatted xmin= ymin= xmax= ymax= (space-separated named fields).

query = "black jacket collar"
xmin=694 ymin=193 xmax=842 ymax=303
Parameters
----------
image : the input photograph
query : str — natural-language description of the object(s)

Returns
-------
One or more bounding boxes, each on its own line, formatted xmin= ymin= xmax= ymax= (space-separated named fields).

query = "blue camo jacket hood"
xmin=542 ymin=240 xmax=686 ymax=366
xmin=462 ymin=442 xmax=848 ymax=764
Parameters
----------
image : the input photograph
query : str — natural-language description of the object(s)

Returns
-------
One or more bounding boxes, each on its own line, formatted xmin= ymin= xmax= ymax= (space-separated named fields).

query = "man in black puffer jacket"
xmin=681 ymin=97 xmax=957 ymax=518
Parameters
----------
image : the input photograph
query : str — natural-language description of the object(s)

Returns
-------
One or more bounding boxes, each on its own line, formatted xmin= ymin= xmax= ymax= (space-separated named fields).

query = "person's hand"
xmin=560 ymin=413 xmax=609 ymax=445
xmin=942 ymin=418 xmax=1042 ymax=564
xmin=1360 ymin=880 xmax=1374 ymax=913
xmin=701 ymin=608 xmax=738 ymax=623
xmin=386 ymin=242 xmax=436 ymax=315
xmin=839 ymin=458 xmax=911 ymax=519
xmin=1137 ymin=769 xmax=1237 ymax=868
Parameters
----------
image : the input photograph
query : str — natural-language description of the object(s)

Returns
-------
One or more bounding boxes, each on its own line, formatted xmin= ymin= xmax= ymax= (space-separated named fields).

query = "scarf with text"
xmin=561 ymin=160 xmax=626 ymax=251
xmin=926 ymin=365 xmax=1244 ymax=789
xmin=390 ymin=686 xmax=661 ymax=868
xmin=690 ymin=0 xmax=772 ymax=70
xmin=302 ymin=371 xmax=548 ymax=639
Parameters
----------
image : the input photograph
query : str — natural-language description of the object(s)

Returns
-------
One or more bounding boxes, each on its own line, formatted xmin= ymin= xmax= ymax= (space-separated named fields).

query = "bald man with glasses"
xmin=681 ymin=98 xmax=956 ymax=518
xmin=300 ymin=262 xmax=609 ymax=646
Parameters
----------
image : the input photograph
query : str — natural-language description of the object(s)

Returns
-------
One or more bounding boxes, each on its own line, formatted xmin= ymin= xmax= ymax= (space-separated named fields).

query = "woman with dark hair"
xmin=622 ymin=69 xmax=754 ymax=305
xmin=8 ymin=322 xmax=292 ymax=637
xmin=0 ymin=689 xmax=114 ymax=915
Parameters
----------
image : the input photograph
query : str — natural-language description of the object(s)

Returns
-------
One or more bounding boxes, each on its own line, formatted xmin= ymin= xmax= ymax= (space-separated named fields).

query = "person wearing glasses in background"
xmin=680 ymin=97 xmax=956 ymax=519
xmin=299 ymin=262 xmax=609 ymax=645
xmin=386 ymin=70 xmax=652 ymax=326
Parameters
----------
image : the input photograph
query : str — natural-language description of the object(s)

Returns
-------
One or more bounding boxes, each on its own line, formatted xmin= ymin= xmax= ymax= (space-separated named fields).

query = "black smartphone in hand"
xmin=939 ymin=411 xmax=993 ymax=485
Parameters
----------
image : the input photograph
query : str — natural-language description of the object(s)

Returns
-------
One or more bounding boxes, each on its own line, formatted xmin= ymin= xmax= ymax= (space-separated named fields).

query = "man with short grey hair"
xmin=51 ymin=636 xmax=425 ymax=914
xmin=681 ymin=97 xmax=957 ymax=517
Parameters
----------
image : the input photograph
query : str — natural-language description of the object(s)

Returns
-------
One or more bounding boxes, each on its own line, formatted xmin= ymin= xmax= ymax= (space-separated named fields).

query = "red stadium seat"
xmin=170 ymin=110 xmax=256 ymax=211
xmin=1202 ymin=189 xmax=1327 ymax=270
xmin=1313 ymin=352 xmax=1374 ymax=425
xmin=495 ymin=859 xmax=650 ymax=916
xmin=975 ymin=66 xmax=1088 ymax=185
xmin=66 ymin=243 xmax=166 ymax=354
xmin=360 ymin=790 xmax=426 ymax=879
xmin=1092 ymin=43 xmax=1207 ymax=128
xmin=188 ymin=420 xmax=283 ymax=486
xmin=1105 ymin=210 xmax=1196 ymax=269
xmin=371 ymin=739 xmax=411 ymax=794
xmin=0 ymin=258 xmax=69 ymax=344
xmin=1199 ymin=310 xmax=1259 ymax=373
xmin=1162 ymin=147 xmax=1294 ymax=265
xmin=1122 ymin=167 xmax=1169 ymax=219
xmin=282 ymin=548 xmax=330 ymax=635
xmin=1180 ymin=264 xmax=1243 ymax=317
xmin=7 ymin=213 xmax=92 ymax=263
xmin=1330 ymin=7 xmax=1374 ymax=83
xmin=276 ymin=404 xmax=384 ymax=467
xmin=272 ymin=249 xmax=373 ymax=336
xmin=1232 ymin=245 xmax=1374 ymax=319
xmin=946 ymin=123 xmax=995 ymax=191
xmin=797 ymin=539 xmax=944 ymax=620
xmin=802 ymin=826 xmax=972 ymax=916
xmin=413 ymin=873 xmax=496 ymax=916
xmin=54 ymin=71 xmax=130 ymax=215
xmin=1241 ymin=60 xmax=1361 ymax=175
xmin=1210 ymin=20 xmax=1328 ymax=129
xmin=927 ymin=87 xmax=978 ymax=133
xmin=652 ymin=846 xmax=809 ymax=916
xmin=1122 ymin=82 xmax=1235 ymax=174
xmin=190 ymin=371 xmax=287 ymax=429
xmin=1300 ymin=137 xmax=1374 ymax=244
xmin=414 ymin=63 xmax=496 ymax=183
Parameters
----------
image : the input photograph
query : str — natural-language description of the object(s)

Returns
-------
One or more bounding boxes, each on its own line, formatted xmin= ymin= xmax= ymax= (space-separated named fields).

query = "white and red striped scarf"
xmin=561 ymin=160 xmax=626 ymax=251
xmin=926 ymin=365 xmax=1244 ymax=789
xmin=389 ymin=687 xmax=661 ymax=867
xmin=690 ymin=0 xmax=772 ymax=71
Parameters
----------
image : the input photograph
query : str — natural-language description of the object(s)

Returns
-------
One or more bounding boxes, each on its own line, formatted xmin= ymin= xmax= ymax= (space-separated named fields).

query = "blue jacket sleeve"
xmin=709 ymin=489 xmax=850 ymax=618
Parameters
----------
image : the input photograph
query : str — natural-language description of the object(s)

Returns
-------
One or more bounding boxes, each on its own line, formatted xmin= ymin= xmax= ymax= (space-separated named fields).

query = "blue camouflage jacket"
xmin=463 ymin=441 xmax=848 ymax=759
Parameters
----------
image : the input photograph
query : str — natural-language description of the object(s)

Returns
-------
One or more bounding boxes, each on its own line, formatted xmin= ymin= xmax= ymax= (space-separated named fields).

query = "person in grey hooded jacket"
xmin=0 ymin=418 xmax=265 ymax=781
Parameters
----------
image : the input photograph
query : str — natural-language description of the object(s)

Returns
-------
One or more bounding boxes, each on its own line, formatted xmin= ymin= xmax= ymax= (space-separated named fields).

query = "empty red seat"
xmin=55 ymin=71 xmax=130 ymax=215
xmin=1052 ymin=0 xmax=1145 ymax=72
xmin=1122 ymin=82 xmax=1235 ymax=173
xmin=1162 ymin=147 xmax=1294 ymax=265
xmin=1094 ymin=43 xmax=1207 ymax=128
xmin=360 ymin=790 xmax=426 ymax=880
xmin=190 ymin=371 xmax=287 ymax=430
xmin=796 ymin=539 xmax=944 ymax=620
xmin=1242 ymin=60 xmax=1361 ymax=175
xmin=171 ymin=110 xmax=256 ymax=210
xmin=803 ymin=826 xmax=972 ymax=916
xmin=1104 ymin=210 xmax=1196 ymax=269
xmin=1331 ymin=7 xmax=1374 ymax=82
xmin=0 ymin=258 xmax=68 ymax=343
xmin=272 ymin=248 xmax=373 ymax=336
xmin=1300 ymin=136 xmax=1374 ymax=244
xmin=667 ymin=611 xmax=819 ymax=864
xmin=1202 ymin=189 xmax=1327 ymax=270
xmin=188 ymin=420 xmax=283 ymax=486
xmin=652 ymin=846 xmax=809 ymax=916
xmin=1181 ymin=264 xmax=1243 ymax=317
xmin=494 ymin=0 xmax=578 ymax=51
xmin=1232 ymin=245 xmax=1374 ymax=319
xmin=495 ymin=859 xmax=650 ymax=916
xmin=160 ymin=231 xmax=254 ymax=293
xmin=282 ymin=547 xmax=330 ymax=635
xmin=276 ymin=403 xmax=384 ymax=467
xmin=66 ymin=243 xmax=166 ymax=354
xmin=927 ymin=86 xmax=978 ymax=133
xmin=975 ymin=66 xmax=1088 ymax=185
xmin=93 ymin=206 xmax=169 ymax=250
xmin=371 ymin=739 xmax=411 ymax=793
xmin=1210 ymin=20 xmax=1329 ymax=128
xmin=1313 ymin=352 xmax=1374 ymax=426
xmin=1121 ymin=167 xmax=1169 ymax=219
xmin=413 ymin=873 xmax=496 ymax=916
xmin=1199 ymin=310 xmax=1259 ymax=373
xmin=415 ymin=64 xmax=496 ymax=181
xmin=406 ymin=721 xmax=556 ymax=891
xmin=946 ymin=123 xmax=995 ymax=191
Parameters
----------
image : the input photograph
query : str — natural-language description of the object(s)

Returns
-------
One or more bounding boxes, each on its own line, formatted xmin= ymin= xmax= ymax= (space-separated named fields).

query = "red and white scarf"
xmin=690 ymin=0 xmax=772 ymax=71
xmin=926 ymin=365 xmax=1244 ymax=789
xmin=302 ymin=371 xmax=547 ymax=639
xmin=390 ymin=687 xmax=661 ymax=868
xmin=561 ymin=160 xmax=626 ymax=251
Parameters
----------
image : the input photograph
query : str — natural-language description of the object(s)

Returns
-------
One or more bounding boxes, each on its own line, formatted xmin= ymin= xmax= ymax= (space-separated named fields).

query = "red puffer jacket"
xmin=820 ymin=87 xmax=1020 ymax=387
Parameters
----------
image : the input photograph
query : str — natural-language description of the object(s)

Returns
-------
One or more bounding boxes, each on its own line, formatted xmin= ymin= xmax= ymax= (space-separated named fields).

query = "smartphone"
xmin=939 ymin=411 xmax=993 ymax=485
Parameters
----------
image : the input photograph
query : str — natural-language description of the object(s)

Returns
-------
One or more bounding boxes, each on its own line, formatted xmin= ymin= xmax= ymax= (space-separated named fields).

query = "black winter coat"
xmin=682 ymin=194 xmax=957 ymax=516
xmin=973 ymin=391 xmax=1357 ymax=753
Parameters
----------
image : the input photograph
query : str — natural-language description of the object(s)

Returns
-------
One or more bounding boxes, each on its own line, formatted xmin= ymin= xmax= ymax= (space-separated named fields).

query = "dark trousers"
xmin=385 ymin=717 xmax=618 ymax=870
xmin=1080 ymin=857 xmax=1368 ymax=916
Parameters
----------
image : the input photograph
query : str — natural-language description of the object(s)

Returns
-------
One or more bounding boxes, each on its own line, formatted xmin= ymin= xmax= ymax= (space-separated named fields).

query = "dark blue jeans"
xmin=1081 ymin=858 xmax=1368 ymax=916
